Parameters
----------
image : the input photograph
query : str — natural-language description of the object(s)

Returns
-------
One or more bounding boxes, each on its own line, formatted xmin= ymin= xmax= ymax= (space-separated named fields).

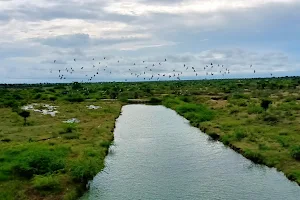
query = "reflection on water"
xmin=83 ymin=105 xmax=300 ymax=200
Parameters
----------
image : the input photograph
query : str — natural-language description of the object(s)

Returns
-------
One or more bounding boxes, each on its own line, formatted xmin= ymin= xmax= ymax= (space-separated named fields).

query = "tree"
xmin=261 ymin=99 xmax=272 ymax=111
xmin=18 ymin=110 xmax=30 ymax=125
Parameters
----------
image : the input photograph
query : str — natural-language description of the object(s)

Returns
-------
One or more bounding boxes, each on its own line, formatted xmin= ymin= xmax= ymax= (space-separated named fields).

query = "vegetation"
xmin=1 ymin=77 xmax=300 ymax=199
xmin=18 ymin=110 xmax=30 ymax=125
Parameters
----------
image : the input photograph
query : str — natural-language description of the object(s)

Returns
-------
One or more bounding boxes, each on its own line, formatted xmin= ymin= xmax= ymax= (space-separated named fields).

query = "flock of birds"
xmin=51 ymin=57 xmax=270 ymax=83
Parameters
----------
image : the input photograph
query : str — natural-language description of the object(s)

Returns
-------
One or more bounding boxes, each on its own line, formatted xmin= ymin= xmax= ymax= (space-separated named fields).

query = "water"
xmin=83 ymin=105 xmax=300 ymax=200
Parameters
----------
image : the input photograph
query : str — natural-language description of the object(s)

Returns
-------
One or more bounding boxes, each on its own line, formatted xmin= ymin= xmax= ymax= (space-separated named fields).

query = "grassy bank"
xmin=162 ymin=93 xmax=300 ymax=185
xmin=0 ymin=100 xmax=122 ymax=200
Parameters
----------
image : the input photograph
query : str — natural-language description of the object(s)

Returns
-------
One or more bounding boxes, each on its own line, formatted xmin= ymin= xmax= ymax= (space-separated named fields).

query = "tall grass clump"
xmin=175 ymin=103 xmax=214 ymax=126
xmin=5 ymin=145 xmax=70 ymax=178
xmin=247 ymin=104 xmax=264 ymax=114
xmin=70 ymin=158 xmax=104 ymax=184
xmin=291 ymin=146 xmax=300 ymax=160
xmin=244 ymin=149 xmax=265 ymax=164
xmin=32 ymin=174 xmax=61 ymax=192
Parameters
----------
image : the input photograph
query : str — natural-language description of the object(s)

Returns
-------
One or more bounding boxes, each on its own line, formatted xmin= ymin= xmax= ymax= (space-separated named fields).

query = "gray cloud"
xmin=0 ymin=0 xmax=300 ymax=83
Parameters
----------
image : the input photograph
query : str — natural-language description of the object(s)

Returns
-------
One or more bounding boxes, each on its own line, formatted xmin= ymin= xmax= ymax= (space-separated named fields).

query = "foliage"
xmin=32 ymin=174 xmax=61 ymax=192
xmin=18 ymin=110 xmax=30 ymax=125
xmin=261 ymin=99 xmax=272 ymax=111
xmin=70 ymin=158 xmax=104 ymax=183
xmin=291 ymin=146 xmax=300 ymax=161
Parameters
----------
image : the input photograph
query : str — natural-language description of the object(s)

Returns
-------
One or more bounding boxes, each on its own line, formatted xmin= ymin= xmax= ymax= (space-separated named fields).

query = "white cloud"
xmin=0 ymin=0 xmax=299 ymax=83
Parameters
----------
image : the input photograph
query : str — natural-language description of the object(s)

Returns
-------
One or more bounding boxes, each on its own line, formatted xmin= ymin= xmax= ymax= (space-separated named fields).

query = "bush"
xmin=65 ymin=94 xmax=85 ymax=102
xmin=220 ymin=134 xmax=234 ymax=145
xmin=70 ymin=158 xmax=104 ymax=183
xmin=32 ymin=174 xmax=61 ymax=192
xmin=179 ymin=96 xmax=191 ymax=102
xmin=234 ymin=129 xmax=247 ymax=141
xmin=244 ymin=149 xmax=265 ymax=164
xmin=49 ymin=96 xmax=57 ymax=101
xmin=262 ymin=113 xmax=279 ymax=124
xmin=10 ymin=146 xmax=69 ymax=178
xmin=149 ymin=97 xmax=162 ymax=104
xmin=247 ymin=105 xmax=264 ymax=114
xmin=261 ymin=99 xmax=272 ymax=111
xmin=176 ymin=103 xmax=214 ymax=123
xmin=231 ymin=93 xmax=249 ymax=99
xmin=291 ymin=146 xmax=300 ymax=160
xmin=60 ymin=124 xmax=77 ymax=134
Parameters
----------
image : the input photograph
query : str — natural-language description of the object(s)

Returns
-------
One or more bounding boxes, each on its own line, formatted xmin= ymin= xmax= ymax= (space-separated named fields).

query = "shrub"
xmin=234 ymin=129 xmax=247 ymax=141
xmin=261 ymin=99 xmax=272 ymax=111
xmin=11 ymin=146 xmax=69 ymax=178
xmin=149 ymin=97 xmax=162 ymax=104
xmin=220 ymin=134 xmax=234 ymax=145
xmin=32 ymin=174 xmax=61 ymax=192
xmin=18 ymin=110 xmax=30 ymax=125
xmin=291 ymin=146 xmax=300 ymax=160
xmin=262 ymin=113 xmax=279 ymax=124
xmin=34 ymin=93 xmax=42 ymax=99
xmin=232 ymin=93 xmax=249 ymax=99
xmin=99 ymin=141 xmax=111 ymax=149
xmin=49 ymin=96 xmax=57 ymax=101
xmin=70 ymin=158 xmax=104 ymax=183
xmin=176 ymin=103 xmax=214 ymax=123
xmin=179 ymin=96 xmax=191 ymax=102
xmin=247 ymin=105 xmax=264 ymax=114
xmin=60 ymin=124 xmax=77 ymax=134
xmin=244 ymin=149 xmax=265 ymax=164
xmin=65 ymin=94 xmax=85 ymax=102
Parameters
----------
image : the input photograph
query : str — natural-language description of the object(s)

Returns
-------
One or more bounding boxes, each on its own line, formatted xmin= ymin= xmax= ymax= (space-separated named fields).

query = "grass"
xmin=0 ymin=100 xmax=122 ymax=200
xmin=1 ymin=77 xmax=300 ymax=199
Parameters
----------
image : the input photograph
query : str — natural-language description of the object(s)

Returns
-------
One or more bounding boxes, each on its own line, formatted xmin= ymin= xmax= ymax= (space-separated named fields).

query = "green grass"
xmin=0 ymin=100 xmax=122 ymax=200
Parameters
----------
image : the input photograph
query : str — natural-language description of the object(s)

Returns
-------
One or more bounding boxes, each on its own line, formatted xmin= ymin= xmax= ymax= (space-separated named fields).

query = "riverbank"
xmin=0 ymin=101 xmax=122 ymax=200
xmin=162 ymin=95 xmax=300 ymax=186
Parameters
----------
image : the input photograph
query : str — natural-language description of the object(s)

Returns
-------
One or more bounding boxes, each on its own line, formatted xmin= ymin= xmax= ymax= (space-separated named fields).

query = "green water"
xmin=83 ymin=105 xmax=300 ymax=200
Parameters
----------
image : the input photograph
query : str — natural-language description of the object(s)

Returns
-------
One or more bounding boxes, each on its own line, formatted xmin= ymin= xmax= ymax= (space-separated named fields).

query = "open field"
xmin=0 ymin=99 xmax=122 ymax=200
xmin=1 ymin=77 xmax=300 ymax=199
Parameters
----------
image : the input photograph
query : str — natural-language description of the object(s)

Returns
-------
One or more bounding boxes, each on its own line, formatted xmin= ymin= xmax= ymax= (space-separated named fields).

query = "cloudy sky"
xmin=1 ymin=0 xmax=300 ymax=83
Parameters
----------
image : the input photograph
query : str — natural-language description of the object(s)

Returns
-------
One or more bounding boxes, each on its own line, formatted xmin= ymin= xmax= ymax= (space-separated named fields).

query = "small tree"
xmin=261 ymin=99 xmax=272 ymax=111
xmin=18 ymin=110 xmax=30 ymax=125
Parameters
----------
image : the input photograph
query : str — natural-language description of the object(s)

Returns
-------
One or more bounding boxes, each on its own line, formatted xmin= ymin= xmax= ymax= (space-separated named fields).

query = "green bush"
xmin=99 ymin=141 xmax=111 ymax=149
xmin=149 ymin=97 xmax=162 ymax=104
xmin=220 ymin=134 xmax=234 ymax=145
xmin=179 ymin=96 xmax=191 ymax=102
xmin=32 ymin=174 xmax=61 ymax=192
xmin=70 ymin=158 xmax=104 ymax=183
xmin=10 ymin=146 xmax=69 ymax=178
xmin=262 ymin=113 xmax=279 ymax=124
xmin=234 ymin=129 xmax=247 ymax=141
xmin=231 ymin=93 xmax=249 ymax=99
xmin=261 ymin=99 xmax=272 ymax=111
xmin=176 ymin=103 xmax=214 ymax=123
xmin=65 ymin=94 xmax=85 ymax=102
xmin=247 ymin=105 xmax=264 ymax=114
xmin=60 ymin=124 xmax=77 ymax=134
xmin=244 ymin=149 xmax=265 ymax=164
xmin=291 ymin=146 xmax=300 ymax=160
xmin=49 ymin=96 xmax=57 ymax=101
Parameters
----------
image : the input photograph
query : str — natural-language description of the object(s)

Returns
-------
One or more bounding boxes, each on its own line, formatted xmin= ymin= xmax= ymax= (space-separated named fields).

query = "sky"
xmin=0 ymin=0 xmax=300 ymax=83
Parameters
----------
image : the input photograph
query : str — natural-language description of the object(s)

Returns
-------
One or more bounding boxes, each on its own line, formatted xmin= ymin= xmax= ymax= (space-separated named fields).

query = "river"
xmin=82 ymin=105 xmax=300 ymax=200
